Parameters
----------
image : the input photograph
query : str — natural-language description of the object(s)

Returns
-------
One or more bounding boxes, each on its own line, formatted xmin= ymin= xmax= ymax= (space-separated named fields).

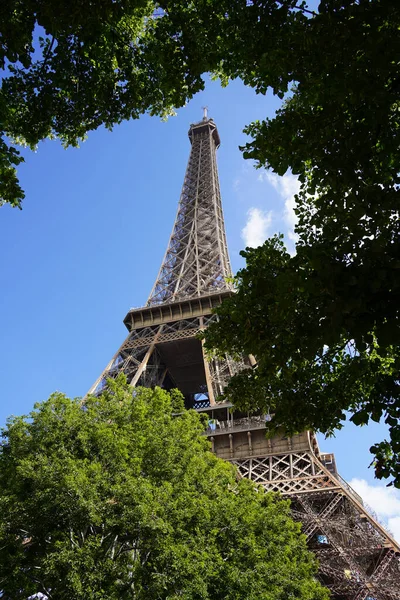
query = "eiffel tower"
xmin=88 ymin=113 xmax=400 ymax=599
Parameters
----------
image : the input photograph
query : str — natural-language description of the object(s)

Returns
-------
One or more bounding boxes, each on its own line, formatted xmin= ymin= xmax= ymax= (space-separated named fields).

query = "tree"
xmin=202 ymin=0 xmax=400 ymax=487
xmin=0 ymin=0 xmax=205 ymax=207
xmin=204 ymin=233 xmax=400 ymax=486
xmin=2 ymin=0 xmax=381 ymax=208
xmin=0 ymin=375 xmax=327 ymax=600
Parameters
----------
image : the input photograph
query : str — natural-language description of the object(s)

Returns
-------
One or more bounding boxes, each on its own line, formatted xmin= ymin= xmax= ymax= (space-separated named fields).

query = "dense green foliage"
xmin=204 ymin=233 xmax=400 ymax=486
xmin=0 ymin=376 xmax=326 ymax=599
xmin=3 ymin=1 xmax=396 ymax=208
xmin=202 ymin=0 xmax=400 ymax=487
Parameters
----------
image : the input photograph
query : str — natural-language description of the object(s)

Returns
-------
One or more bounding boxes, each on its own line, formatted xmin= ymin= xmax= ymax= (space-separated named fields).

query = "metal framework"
xmin=147 ymin=117 xmax=233 ymax=305
xmin=205 ymin=416 xmax=400 ymax=600
xmin=87 ymin=115 xmax=400 ymax=599
xmin=88 ymin=117 xmax=240 ymax=406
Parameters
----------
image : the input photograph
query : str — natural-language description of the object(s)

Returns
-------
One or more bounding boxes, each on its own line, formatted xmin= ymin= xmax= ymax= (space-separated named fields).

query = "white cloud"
xmin=237 ymin=168 xmax=300 ymax=253
xmin=261 ymin=171 xmax=300 ymax=244
xmin=388 ymin=516 xmax=400 ymax=542
xmin=232 ymin=178 xmax=240 ymax=192
xmin=241 ymin=207 xmax=272 ymax=248
xmin=349 ymin=478 xmax=400 ymax=542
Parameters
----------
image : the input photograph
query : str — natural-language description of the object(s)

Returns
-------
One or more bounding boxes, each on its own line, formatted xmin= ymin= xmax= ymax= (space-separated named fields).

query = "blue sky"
xmin=1 ymin=77 xmax=399 ymax=540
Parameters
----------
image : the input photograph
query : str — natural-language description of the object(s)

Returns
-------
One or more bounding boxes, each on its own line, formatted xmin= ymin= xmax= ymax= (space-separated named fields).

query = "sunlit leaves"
xmin=0 ymin=375 xmax=327 ymax=599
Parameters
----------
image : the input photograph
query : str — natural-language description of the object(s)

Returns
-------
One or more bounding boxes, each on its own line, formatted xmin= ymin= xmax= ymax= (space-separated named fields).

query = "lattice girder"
xmin=229 ymin=446 xmax=400 ymax=600
xmin=87 ymin=306 xmax=249 ymax=410
xmin=147 ymin=118 xmax=233 ymax=305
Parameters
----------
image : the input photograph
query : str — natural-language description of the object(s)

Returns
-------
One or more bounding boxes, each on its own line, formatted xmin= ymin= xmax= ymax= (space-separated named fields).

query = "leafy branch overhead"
xmin=0 ymin=376 xmax=327 ymax=599
xmin=203 ymin=0 xmax=400 ymax=488
xmin=204 ymin=229 xmax=400 ymax=486
xmin=3 ymin=0 xmax=395 ymax=207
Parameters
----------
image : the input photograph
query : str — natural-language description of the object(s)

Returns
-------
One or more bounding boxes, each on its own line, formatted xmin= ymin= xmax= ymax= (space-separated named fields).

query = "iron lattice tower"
xmin=147 ymin=117 xmax=232 ymax=306
xmin=88 ymin=116 xmax=400 ymax=599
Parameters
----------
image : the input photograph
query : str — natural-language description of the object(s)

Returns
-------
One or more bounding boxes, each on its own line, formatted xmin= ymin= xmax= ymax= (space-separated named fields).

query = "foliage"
xmin=0 ymin=0 xmax=202 ymax=207
xmin=204 ymin=234 xmax=400 ymax=486
xmin=0 ymin=375 xmax=326 ymax=599
xmin=0 ymin=0 xmax=373 ymax=209
xmin=202 ymin=0 xmax=400 ymax=487
xmin=1 ymin=0 xmax=274 ymax=207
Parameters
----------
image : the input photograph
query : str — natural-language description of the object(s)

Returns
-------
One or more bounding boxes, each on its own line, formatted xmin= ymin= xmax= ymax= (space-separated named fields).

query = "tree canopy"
xmin=3 ymin=1 xmax=397 ymax=207
xmin=201 ymin=0 xmax=400 ymax=487
xmin=0 ymin=376 xmax=326 ymax=599
xmin=204 ymin=232 xmax=400 ymax=487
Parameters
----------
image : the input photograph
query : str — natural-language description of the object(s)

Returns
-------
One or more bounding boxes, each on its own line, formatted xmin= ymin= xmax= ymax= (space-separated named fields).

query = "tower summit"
xmin=87 ymin=116 xmax=400 ymax=599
